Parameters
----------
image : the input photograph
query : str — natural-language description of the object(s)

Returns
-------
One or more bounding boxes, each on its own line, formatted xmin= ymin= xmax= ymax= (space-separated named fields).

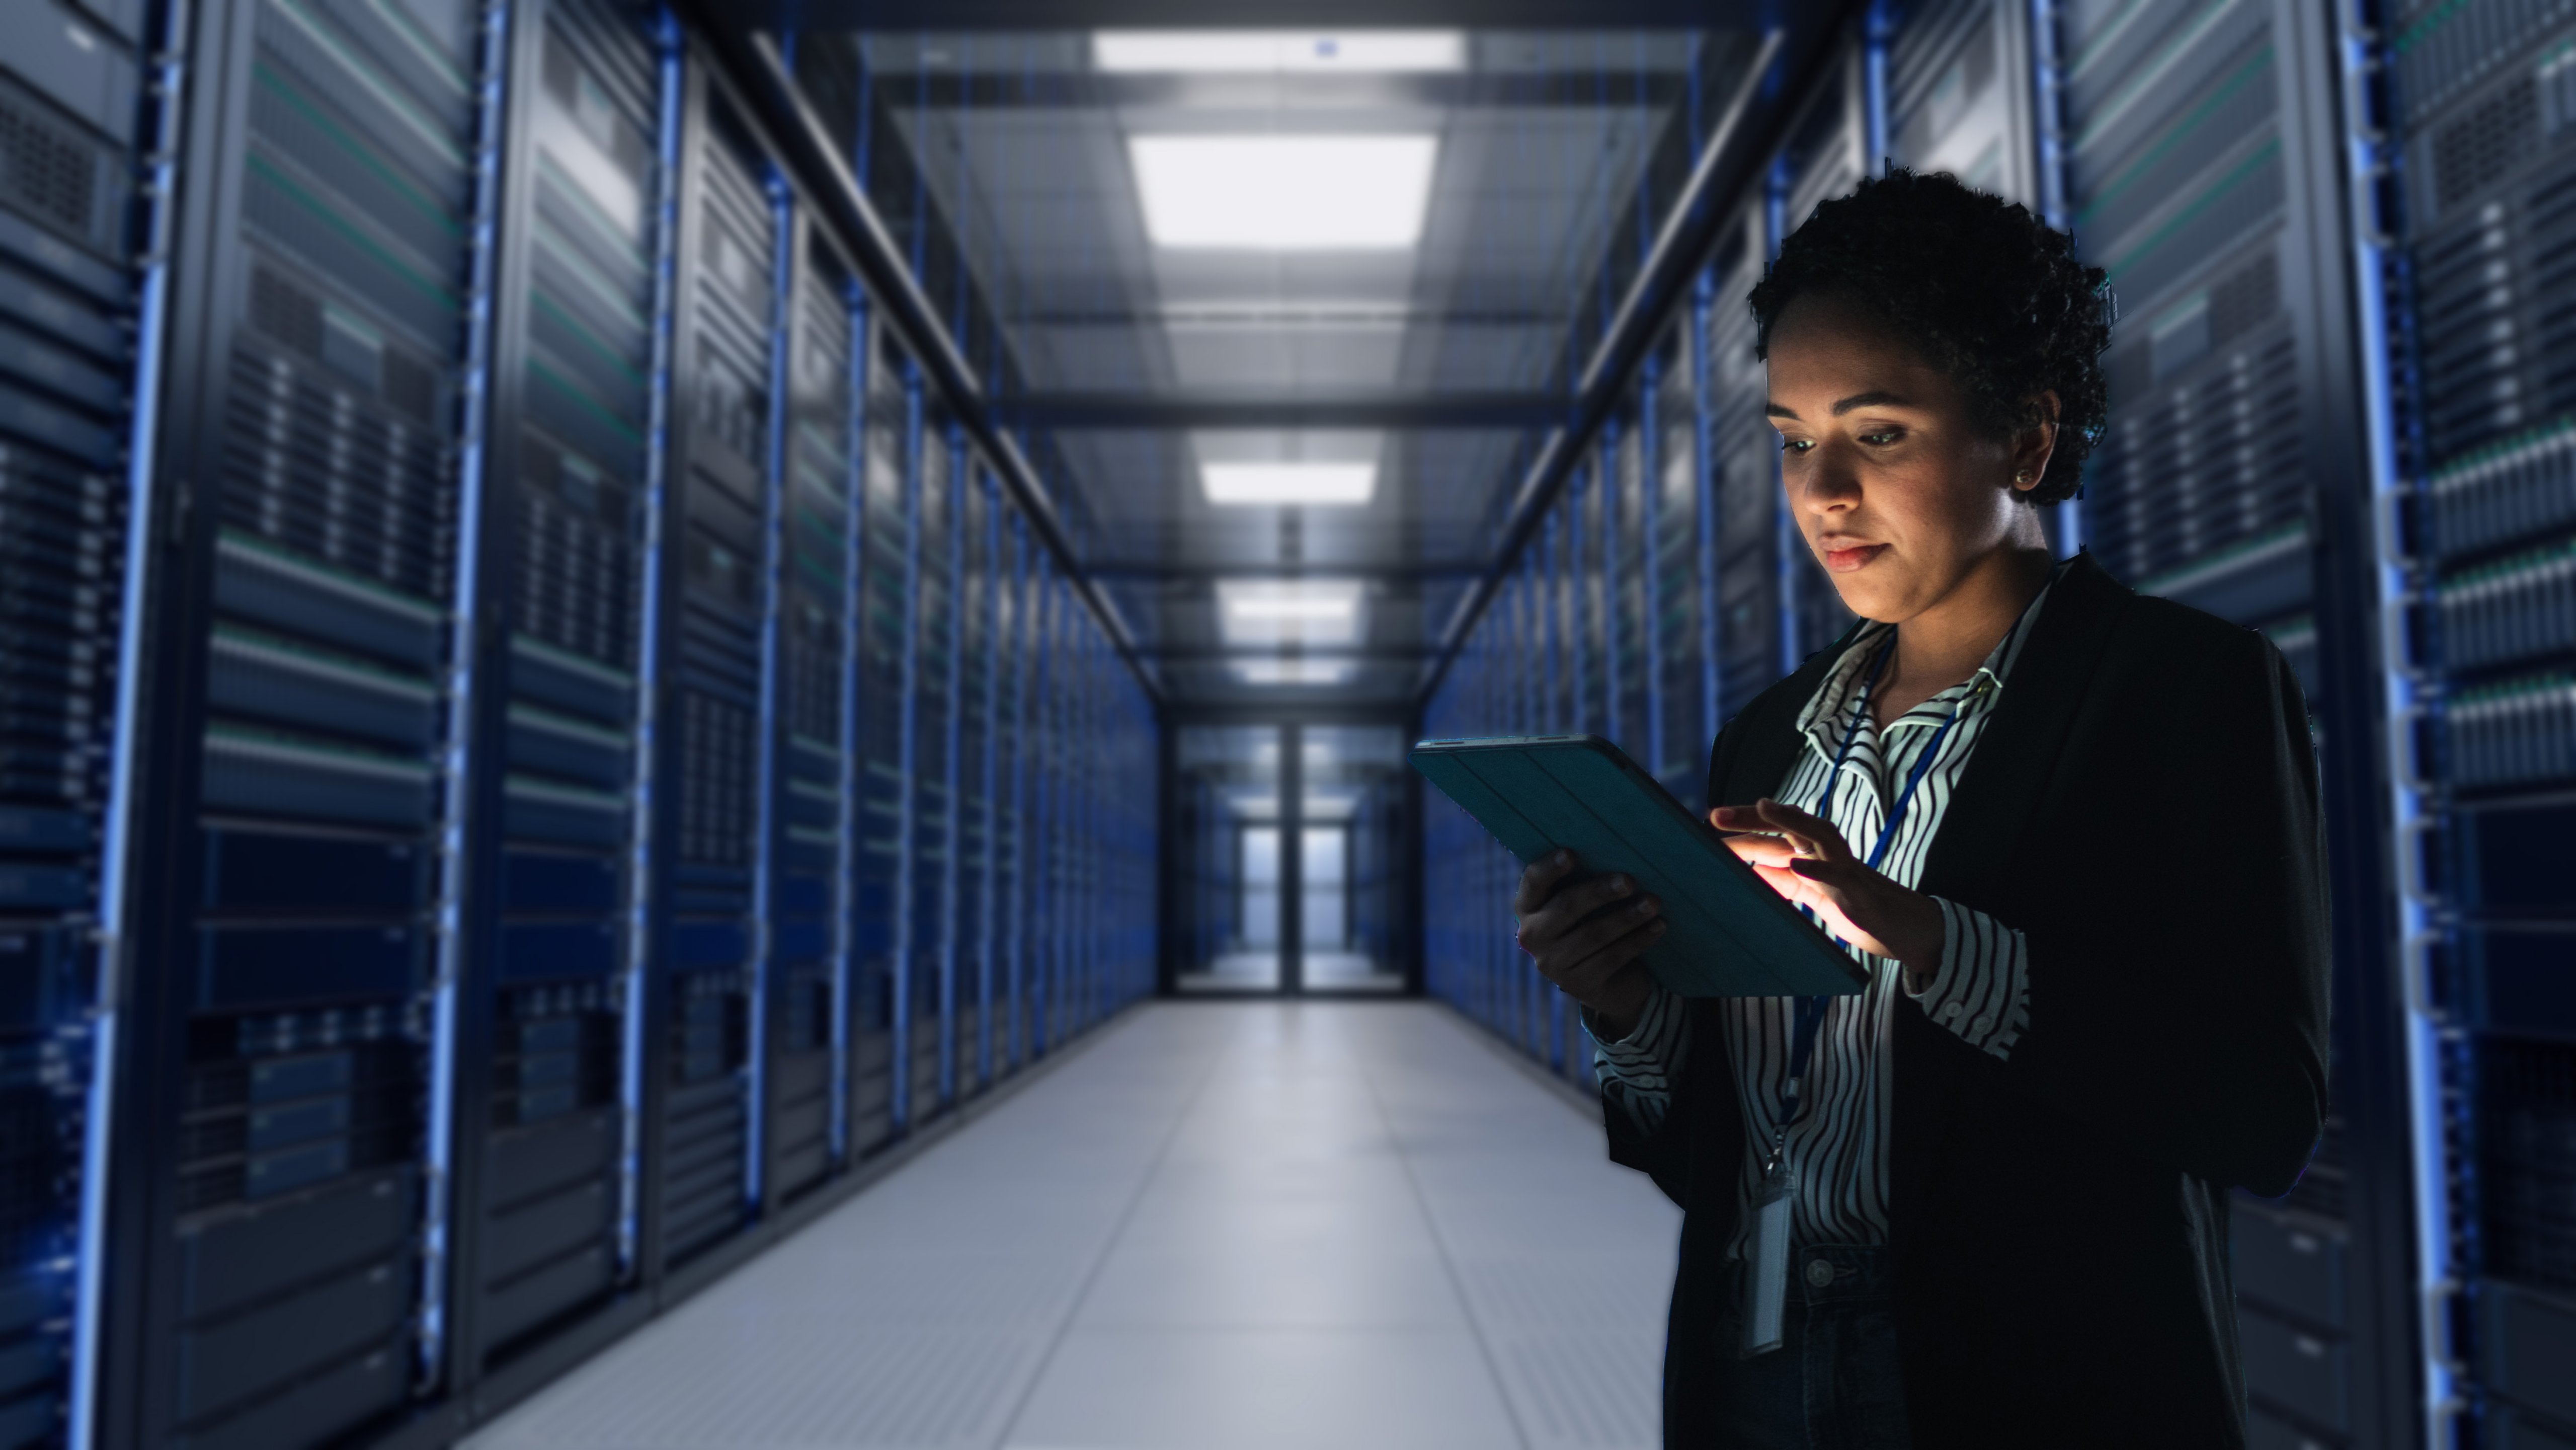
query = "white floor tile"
xmin=464 ymin=1002 xmax=1676 ymax=1450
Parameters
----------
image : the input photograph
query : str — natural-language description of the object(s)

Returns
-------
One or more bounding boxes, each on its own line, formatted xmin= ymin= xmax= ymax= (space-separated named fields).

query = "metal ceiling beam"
xmin=997 ymin=392 xmax=1572 ymax=431
xmin=1088 ymin=561 xmax=1483 ymax=583
xmin=686 ymin=12 xmax=1165 ymax=702
xmin=722 ymin=1 xmax=1775 ymax=30
xmin=1417 ymin=20 xmax=1818 ymax=707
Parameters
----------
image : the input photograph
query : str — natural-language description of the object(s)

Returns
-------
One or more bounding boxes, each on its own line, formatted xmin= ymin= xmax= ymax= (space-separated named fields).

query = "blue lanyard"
xmin=1761 ymin=576 xmax=2053 ymax=1167
xmin=1766 ymin=632 xmax=1973 ymax=1158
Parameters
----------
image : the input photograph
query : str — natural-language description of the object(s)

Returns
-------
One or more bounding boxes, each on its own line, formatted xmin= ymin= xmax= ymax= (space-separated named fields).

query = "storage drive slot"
xmin=208 ymin=626 xmax=437 ymax=749
xmin=175 ymin=1256 xmax=407 ymax=1422
xmin=510 ymin=634 xmax=633 ymax=725
xmin=178 ymin=1167 xmax=414 ymax=1323
xmin=481 ymin=1175 xmax=613 ymax=1284
xmin=485 ymin=1108 xmax=616 ymax=1211
xmin=480 ymin=1241 xmax=612 ymax=1351
xmin=213 ymin=532 xmax=441 ymax=670
xmin=502 ymin=775 xmax=625 ymax=849
xmin=202 ymin=725 xmax=432 ymax=828
xmin=172 ymin=1339 xmax=404 ymax=1450
xmin=506 ymin=704 xmax=630 ymax=788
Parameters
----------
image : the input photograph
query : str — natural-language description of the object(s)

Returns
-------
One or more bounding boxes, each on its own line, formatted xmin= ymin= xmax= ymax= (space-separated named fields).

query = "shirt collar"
xmin=1793 ymin=557 xmax=2070 ymax=754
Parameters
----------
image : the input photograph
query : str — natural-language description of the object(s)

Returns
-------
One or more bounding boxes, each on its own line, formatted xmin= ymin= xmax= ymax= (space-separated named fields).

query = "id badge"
xmin=1738 ymin=1157 xmax=1793 ymax=1358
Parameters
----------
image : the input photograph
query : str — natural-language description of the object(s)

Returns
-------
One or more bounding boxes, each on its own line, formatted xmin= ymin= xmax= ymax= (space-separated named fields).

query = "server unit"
xmin=0 ymin=2 xmax=161 ymax=1446
xmin=2381 ymin=0 xmax=2576 ymax=1442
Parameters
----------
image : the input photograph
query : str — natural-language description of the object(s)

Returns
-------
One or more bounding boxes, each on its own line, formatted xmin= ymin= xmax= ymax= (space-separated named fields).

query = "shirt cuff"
xmin=1906 ymin=897 xmax=2031 ymax=1060
xmin=1585 ymin=984 xmax=1689 ymax=1088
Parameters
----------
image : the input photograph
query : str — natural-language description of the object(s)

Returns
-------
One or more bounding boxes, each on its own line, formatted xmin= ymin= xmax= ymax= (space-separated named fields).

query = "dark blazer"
xmin=1608 ymin=552 xmax=2331 ymax=1448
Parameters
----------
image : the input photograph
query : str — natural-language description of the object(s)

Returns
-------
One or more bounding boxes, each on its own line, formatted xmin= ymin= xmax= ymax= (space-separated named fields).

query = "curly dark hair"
xmin=1746 ymin=166 xmax=2114 ymax=505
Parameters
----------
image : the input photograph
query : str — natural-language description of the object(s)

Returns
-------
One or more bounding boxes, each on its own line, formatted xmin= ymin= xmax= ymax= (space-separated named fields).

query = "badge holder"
xmin=1738 ymin=1144 xmax=1793 ymax=1358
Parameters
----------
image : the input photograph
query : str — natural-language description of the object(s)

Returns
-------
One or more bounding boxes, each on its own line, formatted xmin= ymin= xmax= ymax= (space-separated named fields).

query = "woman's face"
xmin=1762 ymin=290 xmax=2049 ymax=624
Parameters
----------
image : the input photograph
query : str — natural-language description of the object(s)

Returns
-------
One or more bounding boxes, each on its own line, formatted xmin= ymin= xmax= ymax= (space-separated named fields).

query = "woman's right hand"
xmin=1512 ymin=850 xmax=1664 ymax=1039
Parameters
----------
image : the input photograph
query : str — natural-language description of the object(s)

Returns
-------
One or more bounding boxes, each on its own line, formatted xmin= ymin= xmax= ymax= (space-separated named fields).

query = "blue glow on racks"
xmin=745 ymin=169 xmax=798 ymax=1208
xmin=419 ymin=0 xmax=516 ymax=1387
xmin=621 ymin=6 xmax=688 ymax=1274
xmin=938 ymin=428 xmax=969 ymax=1106
xmin=891 ymin=365 xmax=924 ymax=1126
xmin=2333 ymin=14 xmax=2457 ymax=1437
xmin=830 ymin=288 xmax=870 ymax=1164
xmin=70 ymin=1 xmax=197 ymax=1438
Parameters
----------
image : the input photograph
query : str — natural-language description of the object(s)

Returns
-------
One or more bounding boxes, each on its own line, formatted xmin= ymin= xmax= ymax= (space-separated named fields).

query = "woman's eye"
xmin=1860 ymin=430 xmax=1902 ymax=446
xmin=1778 ymin=438 xmax=1813 ymax=455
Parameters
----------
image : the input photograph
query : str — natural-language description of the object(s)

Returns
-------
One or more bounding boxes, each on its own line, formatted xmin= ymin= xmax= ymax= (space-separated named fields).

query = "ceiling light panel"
xmin=1201 ymin=462 xmax=1377 ymax=507
xmin=1233 ymin=659 xmax=1361 ymax=686
xmin=1217 ymin=580 xmax=1363 ymax=647
xmin=1128 ymin=135 xmax=1438 ymax=251
xmin=1094 ymin=31 xmax=1466 ymax=73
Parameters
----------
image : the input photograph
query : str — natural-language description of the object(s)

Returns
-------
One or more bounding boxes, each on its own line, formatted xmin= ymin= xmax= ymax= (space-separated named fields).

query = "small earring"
xmin=2013 ymin=470 xmax=2032 ymax=484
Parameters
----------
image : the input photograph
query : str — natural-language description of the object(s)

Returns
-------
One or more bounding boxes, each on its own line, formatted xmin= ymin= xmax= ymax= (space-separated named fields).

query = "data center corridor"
xmin=8 ymin=0 xmax=2570 ymax=1444
xmin=461 ymin=1004 xmax=1675 ymax=1450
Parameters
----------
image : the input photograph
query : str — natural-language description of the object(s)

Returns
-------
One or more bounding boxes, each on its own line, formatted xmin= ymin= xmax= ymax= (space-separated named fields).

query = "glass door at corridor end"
xmin=1174 ymin=724 xmax=1408 ymax=994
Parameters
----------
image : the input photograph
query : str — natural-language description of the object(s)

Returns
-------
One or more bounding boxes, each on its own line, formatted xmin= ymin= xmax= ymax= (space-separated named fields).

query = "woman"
xmin=1511 ymin=168 xmax=2328 ymax=1448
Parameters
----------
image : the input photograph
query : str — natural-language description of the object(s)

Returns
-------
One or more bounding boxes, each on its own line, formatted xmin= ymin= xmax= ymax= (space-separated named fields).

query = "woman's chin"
xmin=1827 ymin=577 xmax=1909 ymax=624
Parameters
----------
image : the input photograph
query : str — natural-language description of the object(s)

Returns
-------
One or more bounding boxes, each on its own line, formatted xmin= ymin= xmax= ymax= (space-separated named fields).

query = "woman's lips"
xmin=1822 ymin=542 xmax=1887 ymax=573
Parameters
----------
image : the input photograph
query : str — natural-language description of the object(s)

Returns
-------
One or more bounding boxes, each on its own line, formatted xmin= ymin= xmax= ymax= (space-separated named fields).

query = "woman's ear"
xmin=2010 ymin=390 xmax=2061 ymax=495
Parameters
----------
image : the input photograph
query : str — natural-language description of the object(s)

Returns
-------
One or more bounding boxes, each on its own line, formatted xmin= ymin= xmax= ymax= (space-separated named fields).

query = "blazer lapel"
xmin=1916 ymin=552 xmax=2132 ymax=906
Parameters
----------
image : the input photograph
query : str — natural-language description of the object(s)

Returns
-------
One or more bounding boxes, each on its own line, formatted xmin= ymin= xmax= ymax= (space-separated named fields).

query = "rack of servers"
xmin=1424 ymin=2 xmax=2576 ymax=1447
xmin=0 ymin=2 xmax=1158 ymax=1447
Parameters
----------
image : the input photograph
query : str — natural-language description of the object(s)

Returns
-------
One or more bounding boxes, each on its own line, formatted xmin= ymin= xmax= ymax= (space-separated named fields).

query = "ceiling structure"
xmin=751 ymin=13 xmax=1806 ymax=714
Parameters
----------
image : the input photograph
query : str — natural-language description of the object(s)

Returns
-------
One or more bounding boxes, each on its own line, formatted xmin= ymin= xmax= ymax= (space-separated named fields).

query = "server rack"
xmin=851 ymin=324 xmax=907 ymax=1153
xmin=648 ymin=75 xmax=777 ymax=1275
xmin=956 ymin=464 xmax=994 ymax=1095
xmin=2041 ymin=1 xmax=2411 ymax=1442
xmin=999 ymin=511 xmax=1034 ymax=1071
xmin=1649 ymin=320 xmax=1710 ymax=808
xmin=449 ymin=0 xmax=668 ymax=1385
xmin=2375 ymin=1 xmax=2576 ymax=1443
xmin=0 ymin=2 xmax=167 ymax=1446
xmin=759 ymin=224 xmax=856 ymax=1206
xmin=901 ymin=417 xmax=952 ymax=1124
xmin=107 ymin=0 xmax=508 ymax=1440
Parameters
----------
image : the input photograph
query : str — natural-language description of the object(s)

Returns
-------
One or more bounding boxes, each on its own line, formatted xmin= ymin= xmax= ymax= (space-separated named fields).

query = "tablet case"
xmin=1410 ymin=735 xmax=1869 ymax=998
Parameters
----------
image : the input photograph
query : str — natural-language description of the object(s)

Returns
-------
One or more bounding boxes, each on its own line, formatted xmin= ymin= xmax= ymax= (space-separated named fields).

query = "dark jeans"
xmin=1706 ymin=1243 xmax=1913 ymax=1449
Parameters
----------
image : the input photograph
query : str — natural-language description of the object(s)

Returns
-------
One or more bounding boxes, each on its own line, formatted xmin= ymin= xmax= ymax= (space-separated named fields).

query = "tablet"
xmin=1411 ymin=734 xmax=1869 ymax=998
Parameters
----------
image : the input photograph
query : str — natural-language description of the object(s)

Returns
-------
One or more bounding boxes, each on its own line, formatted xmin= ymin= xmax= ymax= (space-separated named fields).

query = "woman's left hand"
xmin=1711 ymin=798 xmax=1946 ymax=987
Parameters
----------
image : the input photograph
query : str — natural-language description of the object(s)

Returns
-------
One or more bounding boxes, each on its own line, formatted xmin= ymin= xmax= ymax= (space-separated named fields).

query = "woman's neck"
xmin=1874 ymin=546 xmax=2054 ymax=724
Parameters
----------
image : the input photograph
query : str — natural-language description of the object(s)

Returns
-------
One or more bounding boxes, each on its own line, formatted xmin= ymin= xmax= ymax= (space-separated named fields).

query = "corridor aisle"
xmin=463 ymin=1003 xmax=1679 ymax=1450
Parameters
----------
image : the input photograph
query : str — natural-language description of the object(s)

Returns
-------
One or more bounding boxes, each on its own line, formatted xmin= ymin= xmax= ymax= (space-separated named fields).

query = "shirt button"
xmin=1941 ymin=1003 xmax=1964 ymax=1021
xmin=1806 ymin=1259 xmax=1836 ymax=1288
xmin=1972 ymin=1016 xmax=1994 ymax=1033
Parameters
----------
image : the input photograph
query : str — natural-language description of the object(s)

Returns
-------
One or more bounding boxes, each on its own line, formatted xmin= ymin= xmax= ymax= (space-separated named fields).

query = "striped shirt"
xmin=1591 ymin=568 xmax=2056 ymax=1260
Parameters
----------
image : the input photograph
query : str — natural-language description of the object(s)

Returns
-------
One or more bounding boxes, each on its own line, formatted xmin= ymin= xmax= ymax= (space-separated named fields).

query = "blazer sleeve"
xmin=2007 ymin=626 xmax=2331 ymax=1197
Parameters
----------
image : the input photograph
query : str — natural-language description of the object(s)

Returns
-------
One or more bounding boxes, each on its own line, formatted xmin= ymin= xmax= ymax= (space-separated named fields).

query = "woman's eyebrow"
xmin=1763 ymin=390 xmax=1915 ymax=420
xmin=1830 ymin=390 xmax=1912 ymax=414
